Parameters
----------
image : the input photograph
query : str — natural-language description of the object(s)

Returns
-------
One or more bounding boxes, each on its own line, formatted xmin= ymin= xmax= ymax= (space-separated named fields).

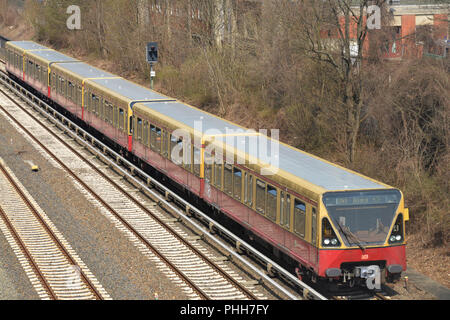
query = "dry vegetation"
xmin=1 ymin=0 xmax=448 ymax=283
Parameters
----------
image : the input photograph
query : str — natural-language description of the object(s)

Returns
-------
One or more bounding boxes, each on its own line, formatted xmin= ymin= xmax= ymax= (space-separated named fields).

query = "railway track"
xmin=0 ymin=158 xmax=109 ymax=300
xmin=0 ymin=75 xmax=265 ymax=300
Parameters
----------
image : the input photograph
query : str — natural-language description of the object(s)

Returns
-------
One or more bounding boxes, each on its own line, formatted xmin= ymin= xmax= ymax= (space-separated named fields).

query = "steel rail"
xmin=0 ymin=68 xmax=327 ymax=300
xmin=0 ymin=162 xmax=103 ymax=300
xmin=0 ymin=205 xmax=57 ymax=299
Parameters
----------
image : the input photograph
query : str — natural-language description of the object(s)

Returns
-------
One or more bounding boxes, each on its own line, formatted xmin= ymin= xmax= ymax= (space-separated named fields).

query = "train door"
xmin=310 ymin=207 xmax=318 ymax=265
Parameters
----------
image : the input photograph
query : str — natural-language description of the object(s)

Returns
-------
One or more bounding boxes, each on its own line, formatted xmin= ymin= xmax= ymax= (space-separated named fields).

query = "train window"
xmin=155 ymin=127 xmax=161 ymax=153
xmin=214 ymin=163 xmax=222 ymax=189
xmin=150 ymin=125 xmax=156 ymax=149
xmin=119 ymin=109 xmax=124 ymax=130
xmin=36 ymin=65 xmax=40 ymax=81
xmin=103 ymin=101 xmax=109 ymax=122
xmin=193 ymin=147 xmax=201 ymax=176
xmin=244 ymin=172 xmax=253 ymax=207
xmin=28 ymin=61 xmax=33 ymax=77
xmin=68 ymin=81 xmax=73 ymax=99
xmin=137 ymin=118 xmax=143 ymax=140
xmin=170 ymin=135 xmax=183 ymax=166
xmin=113 ymin=107 xmax=118 ymax=128
xmin=99 ymin=98 xmax=104 ymax=119
xmin=256 ymin=179 xmax=266 ymax=214
xmin=233 ymin=167 xmax=242 ymax=200
xmin=92 ymin=94 xmax=99 ymax=115
xmin=60 ymin=78 xmax=65 ymax=96
xmin=224 ymin=164 xmax=233 ymax=196
xmin=150 ymin=125 xmax=161 ymax=152
xmin=214 ymin=162 xmax=222 ymax=189
xmin=162 ymin=131 xmax=169 ymax=158
xmin=143 ymin=121 xmax=149 ymax=145
xmin=311 ymin=207 xmax=317 ymax=246
xmin=183 ymin=142 xmax=192 ymax=172
xmin=176 ymin=139 xmax=184 ymax=166
xmin=77 ymin=87 xmax=82 ymax=107
xmin=42 ymin=66 xmax=47 ymax=85
xmin=129 ymin=116 xmax=132 ymax=135
xmin=205 ymin=152 xmax=213 ymax=183
xmin=266 ymin=185 xmax=277 ymax=222
xmin=87 ymin=91 xmax=92 ymax=111
xmin=280 ymin=192 xmax=290 ymax=228
xmin=294 ymin=199 xmax=306 ymax=238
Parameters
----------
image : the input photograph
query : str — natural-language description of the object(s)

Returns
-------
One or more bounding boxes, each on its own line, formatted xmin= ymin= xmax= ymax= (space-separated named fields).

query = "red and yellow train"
xmin=4 ymin=40 xmax=408 ymax=289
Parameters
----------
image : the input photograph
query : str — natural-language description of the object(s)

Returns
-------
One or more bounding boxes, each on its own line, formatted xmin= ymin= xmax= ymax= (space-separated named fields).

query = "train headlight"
xmin=388 ymin=214 xmax=404 ymax=244
xmin=321 ymin=218 xmax=341 ymax=247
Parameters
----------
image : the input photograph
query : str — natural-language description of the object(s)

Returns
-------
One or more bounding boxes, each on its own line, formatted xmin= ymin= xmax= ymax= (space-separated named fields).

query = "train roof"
xmin=139 ymin=101 xmax=242 ymax=133
xmin=55 ymin=61 xmax=115 ymax=79
xmin=28 ymin=49 xmax=77 ymax=64
xmin=135 ymin=101 xmax=387 ymax=192
xmin=7 ymin=41 xmax=49 ymax=51
xmin=88 ymin=77 xmax=175 ymax=103
xmin=230 ymin=135 xmax=386 ymax=191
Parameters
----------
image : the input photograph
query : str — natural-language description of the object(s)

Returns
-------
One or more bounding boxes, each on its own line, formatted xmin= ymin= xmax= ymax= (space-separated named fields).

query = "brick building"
xmin=381 ymin=0 xmax=449 ymax=59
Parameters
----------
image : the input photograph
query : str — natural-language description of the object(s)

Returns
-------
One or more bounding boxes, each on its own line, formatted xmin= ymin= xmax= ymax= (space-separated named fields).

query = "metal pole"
xmin=150 ymin=63 xmax=154 ymax=90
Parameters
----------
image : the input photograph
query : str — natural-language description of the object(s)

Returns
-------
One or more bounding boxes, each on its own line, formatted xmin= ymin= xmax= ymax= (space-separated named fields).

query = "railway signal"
xmin=146 ymin=42 xmax=158 ymax=89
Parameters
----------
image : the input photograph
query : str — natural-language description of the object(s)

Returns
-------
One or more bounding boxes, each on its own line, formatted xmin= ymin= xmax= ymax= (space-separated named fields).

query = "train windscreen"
xmin=323 ymin=190 xmax=401 ymax=246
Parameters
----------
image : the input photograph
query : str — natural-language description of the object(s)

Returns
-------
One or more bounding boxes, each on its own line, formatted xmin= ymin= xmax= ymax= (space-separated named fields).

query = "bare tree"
xmin=292 ymin=0 xmax=388 ymax=163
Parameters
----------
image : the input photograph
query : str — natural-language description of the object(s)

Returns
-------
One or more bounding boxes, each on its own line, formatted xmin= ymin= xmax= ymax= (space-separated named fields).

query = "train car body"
xmin=50 ymin=62 xmax=116 ymax=123
xmin=4 ymin=39 xmax=409 ymax=289
xmin=25 ymin=49 xmax=77 ymax=98
xmin=83 ymin=77 xmax=175 ymax=151
xmin=5 ymin=41 xmax=49 ymax=81
xmin=132 ymin=102 xmax=408 ymax=285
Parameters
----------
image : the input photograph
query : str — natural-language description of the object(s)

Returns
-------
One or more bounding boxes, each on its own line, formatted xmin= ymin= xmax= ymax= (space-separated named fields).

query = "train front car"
xmin=318 ymin=189 xmax=408 ymax=289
